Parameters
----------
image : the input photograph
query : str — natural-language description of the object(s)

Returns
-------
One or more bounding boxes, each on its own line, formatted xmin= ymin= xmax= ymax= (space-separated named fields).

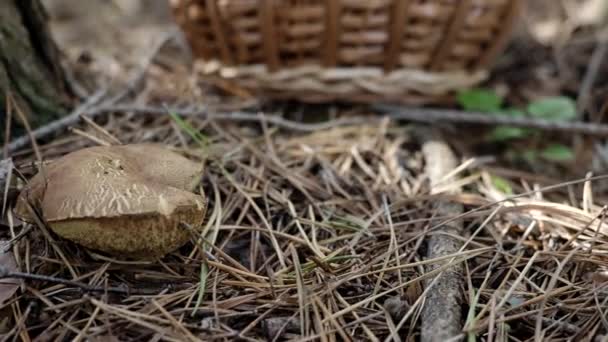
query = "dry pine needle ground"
xmin=2 ymin=0 xmax=608 ymax=340
xmin=2 ymin=110 xmax=608 ymax=341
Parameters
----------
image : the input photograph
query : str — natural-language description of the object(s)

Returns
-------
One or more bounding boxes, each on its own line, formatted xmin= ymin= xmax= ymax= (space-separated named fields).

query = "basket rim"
xmin=195 ymin=60 xmax=489 ymax=97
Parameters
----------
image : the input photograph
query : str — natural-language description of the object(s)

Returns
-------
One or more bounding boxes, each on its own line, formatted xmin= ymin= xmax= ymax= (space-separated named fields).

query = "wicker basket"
xmin=170 ymin=0 xmax=522 ymax=104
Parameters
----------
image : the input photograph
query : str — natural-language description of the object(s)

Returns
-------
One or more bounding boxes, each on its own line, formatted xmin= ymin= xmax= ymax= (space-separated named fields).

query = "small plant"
xmin=166 ymin=109 xmax=218 ymax=315
xmin=166 ymin=107 xmax=210 ymax=150
xmin=457 ymin=88 xmax=576 ymax=163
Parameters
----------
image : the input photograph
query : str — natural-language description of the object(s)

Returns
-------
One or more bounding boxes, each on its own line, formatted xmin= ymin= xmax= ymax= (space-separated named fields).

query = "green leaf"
xmin=521 ymin=149 xmax=538 ymax=164
xmin=491 ymin=175 xmax=513 ymax=195
xmin=457 ymin=89 xmax=503 ymax=112
xmin=527 ymin=96 xmax=576 ymax=121
xmin=540 ymin=144 xmax=575 ymax=162
xmin=488 ymin=126 xmax=529 ymax=141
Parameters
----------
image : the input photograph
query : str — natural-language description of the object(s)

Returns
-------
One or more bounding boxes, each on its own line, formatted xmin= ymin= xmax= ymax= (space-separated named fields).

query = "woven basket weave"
xmin=170 ymin=0 xmax=522 ymax=104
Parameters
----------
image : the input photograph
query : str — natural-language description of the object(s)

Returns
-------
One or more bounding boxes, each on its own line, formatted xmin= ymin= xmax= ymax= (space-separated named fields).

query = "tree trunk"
xmin=0 ymin=0 xmax=72 ymax=142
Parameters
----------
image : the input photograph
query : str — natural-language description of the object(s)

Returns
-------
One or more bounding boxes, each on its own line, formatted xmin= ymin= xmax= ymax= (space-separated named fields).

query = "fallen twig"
xmin=89 ymin=104 xmax=371 ymax=131
xmin=97 ymin=103 xmax=608 ymax=136
xmin=4 ymin=88 xmax=108 ymax=154
xmin=420 ymin=132 xmax=465 ymax=342
xmin=10 ymin=101 xmax=608 ymax=156
xmin=0 ymin=264 xmax=181 ymax=295
xmin=373 ymin=104 xmax=608 ymax=136
xmin=576 ymin=40 xmax=608 ymax=116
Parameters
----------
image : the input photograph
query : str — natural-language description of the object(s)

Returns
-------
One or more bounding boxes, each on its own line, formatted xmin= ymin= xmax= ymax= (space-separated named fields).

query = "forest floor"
xmin=2 ymin=0 xmax=608 ymax=340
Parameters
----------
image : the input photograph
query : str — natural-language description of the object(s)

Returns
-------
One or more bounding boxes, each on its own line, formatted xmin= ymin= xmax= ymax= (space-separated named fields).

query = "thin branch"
xmin=97 ymin=103 xmax=608 ymax=136
xmin=9 ymin=101 xmax=608 ymax=155
xmin=420 ymin=132 xmax=465 ymax=342
xmin=373 ymin=104 xmax=608 ymax=136
xmin=0 ymin=264 xmax=181 ymax=295
xmin=576 ymin=40 xmax=608 ymax=117
xmin=4 ymin=88 xmax=108 ymax=154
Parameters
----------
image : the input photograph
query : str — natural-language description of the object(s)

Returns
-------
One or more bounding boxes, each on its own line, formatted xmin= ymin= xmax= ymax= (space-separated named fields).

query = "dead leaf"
xmin=0 ymin=241 xmax=21 ymax=305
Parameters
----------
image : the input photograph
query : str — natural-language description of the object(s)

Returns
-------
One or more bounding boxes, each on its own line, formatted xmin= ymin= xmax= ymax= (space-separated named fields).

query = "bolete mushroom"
xmin=14 ymin=144 xmax=207 ymax=258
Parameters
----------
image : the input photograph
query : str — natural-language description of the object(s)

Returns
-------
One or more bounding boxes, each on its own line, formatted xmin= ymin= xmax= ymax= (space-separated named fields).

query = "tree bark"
xmin=0 ymin=0 xmax=71 ymax=142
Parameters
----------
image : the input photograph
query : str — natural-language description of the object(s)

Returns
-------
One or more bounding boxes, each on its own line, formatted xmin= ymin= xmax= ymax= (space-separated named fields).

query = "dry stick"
xmin=91 ymin=105 xmax=366 ymax=132
xmin=576 ymin=40 xmax=608 ymax=116
xmin=10 ymin=100 xmax=608 ymax=155
xmin=68 ymin=127 xmax=112 ymax=146
xmin=98 ymin=103 xmax=608 ymax=136
xmin=0 ymin=264 xmax=163 ymax=295
xmin=372 ymin=104 xmax=608 ymax=136
xmin=4 ymin=88 xmax=108 ymax=154
xmin=420 ymin=132 xmax=465 ymax=342
xmin=78 ymin=114 xmax=123 ymax=145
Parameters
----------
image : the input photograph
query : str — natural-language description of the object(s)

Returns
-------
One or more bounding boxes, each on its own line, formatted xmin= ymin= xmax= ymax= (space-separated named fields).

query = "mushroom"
xmin=14 ymin=144 xmax=207 ymax=258
xmin=116 ymin=144 xmax=204 ymax=191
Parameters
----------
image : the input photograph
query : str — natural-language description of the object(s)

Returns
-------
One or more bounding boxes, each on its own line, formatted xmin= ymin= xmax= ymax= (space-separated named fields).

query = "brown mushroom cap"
xmin=14 ymin=144 xmax=204 ymax=221
xmin=14 ymin=144 xmax=207 ymax=258
xmin=117 ymin=144 xmax=204 ymax=191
